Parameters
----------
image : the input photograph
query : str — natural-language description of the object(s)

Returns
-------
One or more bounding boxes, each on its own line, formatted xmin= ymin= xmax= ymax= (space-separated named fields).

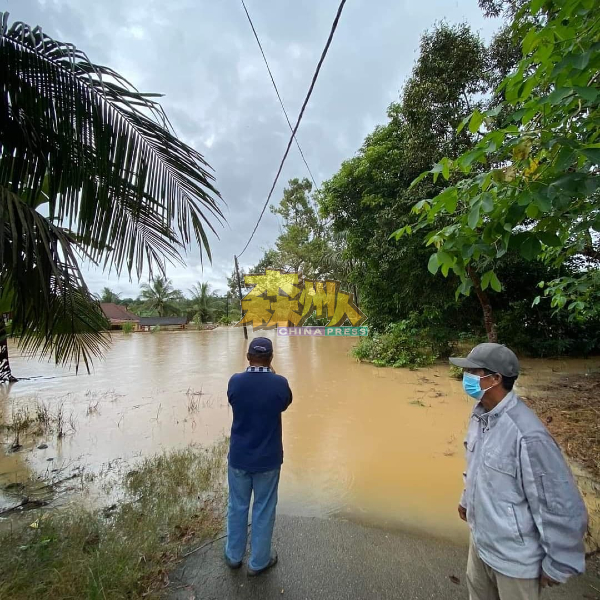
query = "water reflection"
xmin=1 ymin=329 xmax=598 ymax=542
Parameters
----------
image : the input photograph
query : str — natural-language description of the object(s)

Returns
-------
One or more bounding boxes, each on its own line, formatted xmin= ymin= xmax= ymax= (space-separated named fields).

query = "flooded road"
xmin=1 ymin=329 xmax=599 ymax=543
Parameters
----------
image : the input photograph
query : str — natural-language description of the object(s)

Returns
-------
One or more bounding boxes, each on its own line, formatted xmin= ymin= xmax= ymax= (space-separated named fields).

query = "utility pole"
xmin=234 ymin=255 xmax=248 ymax=340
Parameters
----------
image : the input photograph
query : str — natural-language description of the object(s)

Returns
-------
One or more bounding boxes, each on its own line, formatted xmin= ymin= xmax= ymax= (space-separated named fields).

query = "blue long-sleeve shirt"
xmin=460 ymin=391 xmax=588 ymax=582
xmin=227 ymin=366 xmax=293 ymax=472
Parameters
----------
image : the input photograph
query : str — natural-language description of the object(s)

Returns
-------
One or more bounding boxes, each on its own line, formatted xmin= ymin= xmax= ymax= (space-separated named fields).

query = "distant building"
xmin=99 ymin=304 xmax=188 ymax=331
xmin=138 ymin=316 xmax=188 ymax=331
xmin=100 ymin=303 xmax=140 ymax=330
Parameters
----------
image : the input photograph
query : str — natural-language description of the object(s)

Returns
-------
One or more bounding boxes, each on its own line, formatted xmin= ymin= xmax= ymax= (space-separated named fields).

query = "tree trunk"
xmin=0 ymin=315 xmax=17 ymax=383
xmin=467 ymin=267 xmax=498 ymax=343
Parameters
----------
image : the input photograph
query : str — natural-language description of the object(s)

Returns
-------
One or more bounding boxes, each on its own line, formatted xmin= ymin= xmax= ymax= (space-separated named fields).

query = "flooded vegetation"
xmin=0 ymin=442 xmax=227 ymax=600
xmin=2 ymin=329 xmax=599 ymax=546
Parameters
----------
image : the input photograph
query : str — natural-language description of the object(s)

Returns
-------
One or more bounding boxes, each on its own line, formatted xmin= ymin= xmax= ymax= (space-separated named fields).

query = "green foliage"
xmin=410 ymin=0 xmax=600 ymax=319
xmin=139 ymin=276 xmax=183 ymax=317
xmin=303 ymin=313 xmax=329 ymax=327
xmin=352 ymin=310 xmax=458 ymax=368
xmin=252 ymin=179 xmax=357 ymax=297
xmin=496 ymin=298 xmax=600 ymax=356
xmin=189 ymin=282 xmax=223 ymax=323
xmin=320 ymin=23 xmax=490 ymax=334
xmin=121 ymin=322 xmax=135 ymax=334
xmin=268 ymin=178 xmax=330 ymax=275
xmin=0 ymin=444 xmax=226 ymax=600
xmin=449 ymin=364 xmax=464 ymax=379
xmin=100 ymin=288 xmax=122 ymax=304
xmin=353 ymin=320 xmax=436 ymax=369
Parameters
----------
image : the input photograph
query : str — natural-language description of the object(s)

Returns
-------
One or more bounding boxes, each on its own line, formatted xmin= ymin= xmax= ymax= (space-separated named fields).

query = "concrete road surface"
xmin=168 ymin=515 xmax=600 ymax=600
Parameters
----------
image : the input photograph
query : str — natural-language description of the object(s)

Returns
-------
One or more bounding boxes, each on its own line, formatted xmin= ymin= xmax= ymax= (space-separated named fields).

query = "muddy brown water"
xmin=1 ymin=329 xmax=599 ymax=543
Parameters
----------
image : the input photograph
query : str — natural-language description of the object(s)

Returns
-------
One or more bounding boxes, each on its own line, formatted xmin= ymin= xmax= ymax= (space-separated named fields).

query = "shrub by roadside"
xmin=352 ymin=312 xmax=458 ymax=368
xmin=0 ymin=442 xmax=227 ymax=600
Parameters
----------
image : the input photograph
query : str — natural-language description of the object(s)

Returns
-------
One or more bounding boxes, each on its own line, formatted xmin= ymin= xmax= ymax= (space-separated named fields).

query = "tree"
xmin=269 ymin=178 xmax=330 ymax=276
xmin=406 ymin=0 xmax=600 ymax=326
xmin=320 ymin=23 xmax=489 ymax=332
xmin=0 ymin=14 xmax=223 ymax=381
xmin=100 ymin=288 xmax=121 ymax=304
xmin=139 ymin=276 xmax=184 ymax=317
xmin=189 ymin=282 xmax=221 ymax=323
xmin=253 ymin=179 xmax=357 ymax=297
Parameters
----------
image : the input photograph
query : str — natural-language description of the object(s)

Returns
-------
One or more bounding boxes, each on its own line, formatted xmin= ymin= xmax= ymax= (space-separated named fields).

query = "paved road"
xmin=168 ymin=515 xmax=600 ymax=600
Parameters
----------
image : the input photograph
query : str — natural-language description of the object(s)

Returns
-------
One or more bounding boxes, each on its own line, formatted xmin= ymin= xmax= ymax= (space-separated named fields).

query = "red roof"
xmin=100 ymin=303 xmax=139 ymax=322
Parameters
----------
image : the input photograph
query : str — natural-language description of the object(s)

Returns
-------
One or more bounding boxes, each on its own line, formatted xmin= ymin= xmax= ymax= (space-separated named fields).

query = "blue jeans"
xmin=225 ymin=465 xmax=281 ymax=570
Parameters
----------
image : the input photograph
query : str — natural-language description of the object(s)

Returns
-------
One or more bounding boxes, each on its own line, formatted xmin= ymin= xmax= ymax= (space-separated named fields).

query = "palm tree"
xmin=0 ymin=14 xmax=223 ymax=382
xmin=189 ymin=282 xmax=221 ymax=324
xmin=140 ymin=276 xmax=183 ymax=317
xmin=100 ymin=288 xmax=121 ymax=304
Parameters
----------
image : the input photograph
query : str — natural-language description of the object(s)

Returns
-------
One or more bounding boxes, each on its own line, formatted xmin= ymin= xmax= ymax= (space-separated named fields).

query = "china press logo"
xmin=235 ymin=270 xmax=367 ymax=335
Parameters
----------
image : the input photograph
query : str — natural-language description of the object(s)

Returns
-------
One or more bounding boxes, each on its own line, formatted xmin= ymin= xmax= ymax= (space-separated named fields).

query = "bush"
xmin=121 ymin=322 xmax=135 ymax=334
xmin=353 ymin=320 xmax=429 ymax=368
xmin=496 ymin=300 xmax=600 ymax=358
xmin=303 ymin=314 xmax=329 ymax=327
xmin=449 ymin=364 xmax=463 ymax=380
xmin=352 ymin=309 xmax=461 ymax=368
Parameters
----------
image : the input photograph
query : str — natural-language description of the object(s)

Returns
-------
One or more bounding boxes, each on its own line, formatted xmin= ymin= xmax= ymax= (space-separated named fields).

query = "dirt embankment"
xmin=521 ymin=372 xmax=600 ymax=554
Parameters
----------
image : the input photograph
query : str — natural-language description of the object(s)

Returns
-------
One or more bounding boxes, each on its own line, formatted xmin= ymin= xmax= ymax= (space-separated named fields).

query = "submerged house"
xmin=100 ymin=303 xmax=140 ymax=330
xmin=138 ymin=316 xmax=188 ymax=331
xmin=99 ymin=303 xmax=188 ymax=331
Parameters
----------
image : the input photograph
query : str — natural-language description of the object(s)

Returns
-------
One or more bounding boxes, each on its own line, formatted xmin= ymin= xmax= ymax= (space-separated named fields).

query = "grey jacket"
xmin=460 ymin=390 xmax=587 ymax=582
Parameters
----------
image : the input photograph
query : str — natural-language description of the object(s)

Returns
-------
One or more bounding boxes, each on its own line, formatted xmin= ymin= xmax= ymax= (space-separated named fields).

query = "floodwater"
xmin=1 ymin=329 xmax=599 ymax=543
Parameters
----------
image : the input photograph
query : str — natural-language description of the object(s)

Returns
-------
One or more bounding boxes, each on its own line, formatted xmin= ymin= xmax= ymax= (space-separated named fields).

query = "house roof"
xmin=138 ymin=316 xmax=187 ymax=327
xmin=100 ymin=303 xmax=139 ymax=322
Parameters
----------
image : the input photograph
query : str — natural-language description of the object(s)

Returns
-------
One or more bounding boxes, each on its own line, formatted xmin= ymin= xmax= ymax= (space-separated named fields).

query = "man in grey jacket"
xmin=451 ymin=343 xmax=587 ymax=600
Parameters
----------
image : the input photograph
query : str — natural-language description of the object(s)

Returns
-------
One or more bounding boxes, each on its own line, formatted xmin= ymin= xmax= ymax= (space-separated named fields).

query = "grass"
xmin=0 ymin=441 xmax=228 ymax=600
xmin=409 ymin=400 xmax=427 ymax=407
xmin=35 ymin=401 xmax=52 ymax=431
xmin=1 ymin=400 xmax=78 ymax=447
xmin=7 ymin=406 xmax=35 ymax=450
xmin=186 ymin=387 xmax=203 ymax=413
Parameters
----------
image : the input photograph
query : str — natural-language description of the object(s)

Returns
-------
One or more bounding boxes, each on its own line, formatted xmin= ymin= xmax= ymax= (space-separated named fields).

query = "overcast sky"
xmin=9 ymin=0 xmax=499 ymax=298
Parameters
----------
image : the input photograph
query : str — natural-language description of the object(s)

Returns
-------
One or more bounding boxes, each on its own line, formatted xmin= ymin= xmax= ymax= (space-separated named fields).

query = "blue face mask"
xmin=462 ymin=372 xmax=495 ymax=400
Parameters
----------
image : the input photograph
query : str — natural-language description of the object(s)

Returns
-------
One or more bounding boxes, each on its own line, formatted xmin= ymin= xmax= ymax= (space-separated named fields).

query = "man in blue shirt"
xmin=225 ymin=337 xmax=293 ymax=576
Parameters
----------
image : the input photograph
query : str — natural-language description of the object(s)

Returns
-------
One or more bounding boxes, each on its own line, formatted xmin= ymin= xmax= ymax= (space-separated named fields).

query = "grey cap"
xmin=449 ymin=343 xmax=519 ymax=377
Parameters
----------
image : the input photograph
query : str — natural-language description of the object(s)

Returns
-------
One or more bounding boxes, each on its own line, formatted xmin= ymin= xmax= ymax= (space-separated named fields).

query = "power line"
xmin=236 ymin=0 xmax=347 ymax=259
xmin=240 ymin=0 xmax=318 ymax=191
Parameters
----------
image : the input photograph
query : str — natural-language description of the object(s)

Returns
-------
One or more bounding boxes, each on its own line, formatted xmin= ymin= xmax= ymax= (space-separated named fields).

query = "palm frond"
xmin=1 ymin=185 xmax=109 ymax=370
xmin=0 ymin=13 xmax=224 ymax=374
xmin=0 ymin=13 xmax=223 ymax=277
